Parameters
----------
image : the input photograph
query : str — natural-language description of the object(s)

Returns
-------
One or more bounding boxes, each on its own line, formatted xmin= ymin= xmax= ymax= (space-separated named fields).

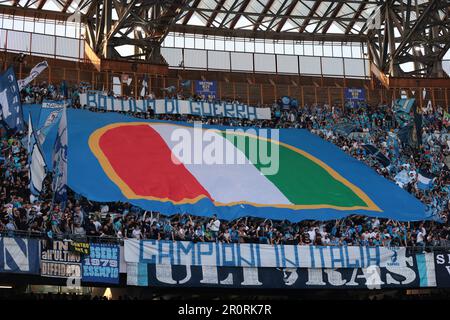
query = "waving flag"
xmin=36 ymin=100 xmax=65 ymax=145
xmin=28 ymin=114 xmax=47 ymax=197
xmin=163 ymin=86 xmax=177 ymax=93
xmin=26 ymin=114 xmax=33 ymax=153
xmin=60 ymin=80 xmax=68 ymax=98
xmin=362 ymin=144 xmax=390 ymax=167
xmin=387 ymin=132 xmax=400 ymax=157
xmin=334 ymin=123 xmax=356 ymax=137
xmin=394 ymin=98 xmax=415 ymax=114
xmin=417 ymin=172 xmax=435 ymax=191
xmin=140 ymin=76 xmax=148 ymax=97
xmin=444 ymin=112 xmax=450 ymax=127
xmin=52 ymin=107 xmax=68 ymax=205
xmin=394 ymin=170 xmax=413 ymax=188
xmin=17 ymin=61 xmax=48 ymax=91
xmin=0 ymin=67 xmax=24 ymax=132
xmin=180 ymin=80 xmax=191 ymax=88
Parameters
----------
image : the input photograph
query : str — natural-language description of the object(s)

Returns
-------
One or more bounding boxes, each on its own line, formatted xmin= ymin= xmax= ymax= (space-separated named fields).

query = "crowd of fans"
xmin=1 ymin=81 xmax=449 ymax=248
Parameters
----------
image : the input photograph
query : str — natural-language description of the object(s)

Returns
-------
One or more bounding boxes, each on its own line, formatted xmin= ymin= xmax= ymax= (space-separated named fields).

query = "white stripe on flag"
xmin=151 ymin=124 xmax=291 ymax=205
xmin=424 ymin=252 xmax=436 ymax=287
xmin=30 ymin=143 xmax=46 ymax=194
xmin=417 ymin=173 xmax=432 ymax=185
xmin=27 ymin=113 xmax=32 ymax=153
xmin=417 ymin=252 xmax=437 ymax=287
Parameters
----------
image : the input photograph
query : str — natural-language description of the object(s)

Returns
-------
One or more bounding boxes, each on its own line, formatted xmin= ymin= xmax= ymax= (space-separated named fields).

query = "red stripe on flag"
xmin=98 ymin=124 xmax=212 ymax=202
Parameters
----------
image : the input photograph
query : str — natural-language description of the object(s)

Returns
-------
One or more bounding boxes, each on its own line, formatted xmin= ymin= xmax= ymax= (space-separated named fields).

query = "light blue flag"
xmin=52 ymin=107 xmax=68 ymax=206
xmin=0 ymin=67 xmax=24 ymax=132
xmin=417 ymin=173 xmax=434 ymax=191
xmin=181 ymin=80 xmax=191 ymax=88
xmin=394 ymin=98 xmax=415 ymax=114
xmin=163 ymin=85 xmax=177 ymax=93
xmin=27 ymin=113 xmax=47 ymax=198
xmin=36 ymin=100 xmax=65 ymax=145
xmin=394 ymin=170 xmax=413 ymax=188
xmin=35 ymin=100 xmax=66 ymax=170
xmin=387 ymin=132 xmax=400 ymax=157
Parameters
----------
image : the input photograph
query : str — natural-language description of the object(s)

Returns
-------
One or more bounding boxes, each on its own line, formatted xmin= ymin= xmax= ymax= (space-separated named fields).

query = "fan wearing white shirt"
xmin=132 ymin=225 xmax=143 ymax=239
xmin=416 ymin=230 xmax=425 ymax=244
xmin=307 ymin=228 xmax=317 ymax=242
xmin=93 ymin=217 xmax=102 ymax=232
xmin=209 ymin=215 xmax=220 ymax=241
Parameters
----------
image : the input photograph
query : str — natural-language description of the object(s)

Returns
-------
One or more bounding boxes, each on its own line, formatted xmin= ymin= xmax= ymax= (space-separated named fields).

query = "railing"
xmin=2 ymin=230 xmax=450 ymax=253
xmin=0 ymin=230 xmax=122 ymax=244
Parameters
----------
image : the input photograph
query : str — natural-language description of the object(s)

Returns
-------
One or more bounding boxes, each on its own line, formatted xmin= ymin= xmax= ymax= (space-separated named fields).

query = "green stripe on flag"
xmin=223 ymin=132 xmax=368 ymax=207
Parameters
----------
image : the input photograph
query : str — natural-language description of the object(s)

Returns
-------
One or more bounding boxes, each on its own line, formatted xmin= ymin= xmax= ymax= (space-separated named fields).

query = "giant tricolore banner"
xmin=22 ymin=106 xmax=428 ymax=222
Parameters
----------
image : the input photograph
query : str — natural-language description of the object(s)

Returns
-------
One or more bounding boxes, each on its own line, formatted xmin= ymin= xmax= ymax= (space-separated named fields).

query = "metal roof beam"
xmin=0 ymin=3 xmax=371 ymax=23
xmin=0 ymin=4 xmax=74 ymax=20
xmin=206 ymin=0 xmax=227 ymax=27
xmin=181 ymin=0 xmax=201 ymax=25
xmin=344 ymin=1 xmax=366 ymax=34
xmin=229 ymin=0 xmax=251 ymax=29
xmin=37 ymin=0 xmax=47 ymax=10
xmin=62 ymin=0 xmax=73 ymax=12
xmin=312 ymin=1 xmax=338 ymax=33
xmin=321 ymin=2 xmax=345 ymax=34
xmin=275 ymin=0 xmax=299 ymax=33
xmin=299 ymin=0 xmax=322 ymax=33
xmin=265 ymin=0 xmax=292 ymax=31
xmin=252 ymin=0 xmax=276 ymax=31
xmin=171 ymin=6 xmax=369 ymax=22
xmin=218 ymin=0 xmax=242 ymax=29
xmin=170 ymin=23 xmax=367 ymax=42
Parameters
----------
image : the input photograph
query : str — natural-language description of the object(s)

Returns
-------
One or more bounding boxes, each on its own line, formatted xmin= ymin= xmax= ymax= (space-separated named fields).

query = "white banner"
xmin=80 ymin=91 xmax=271 ymax=120
xmin=124 ymin=239 xmax=406 ymax=269
xmin=42 ymin=100 xmax=68 ymax=109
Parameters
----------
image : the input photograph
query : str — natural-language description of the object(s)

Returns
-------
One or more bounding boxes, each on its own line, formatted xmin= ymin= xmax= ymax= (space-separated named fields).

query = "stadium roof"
xmin=172 ymin=0 xmax=382 ymax=41
xmin=0 ymin=0 xmax=386 ymax=42
xmin=1 ymin=0 xmax=448 ymax=78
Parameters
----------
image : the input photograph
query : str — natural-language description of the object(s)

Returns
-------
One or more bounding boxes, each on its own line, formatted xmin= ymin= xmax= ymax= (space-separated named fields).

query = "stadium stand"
xmin=0 ymin=81 xmax=448 ymax=248
xmin=0 ymin=0 xmax=450 ymax=304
